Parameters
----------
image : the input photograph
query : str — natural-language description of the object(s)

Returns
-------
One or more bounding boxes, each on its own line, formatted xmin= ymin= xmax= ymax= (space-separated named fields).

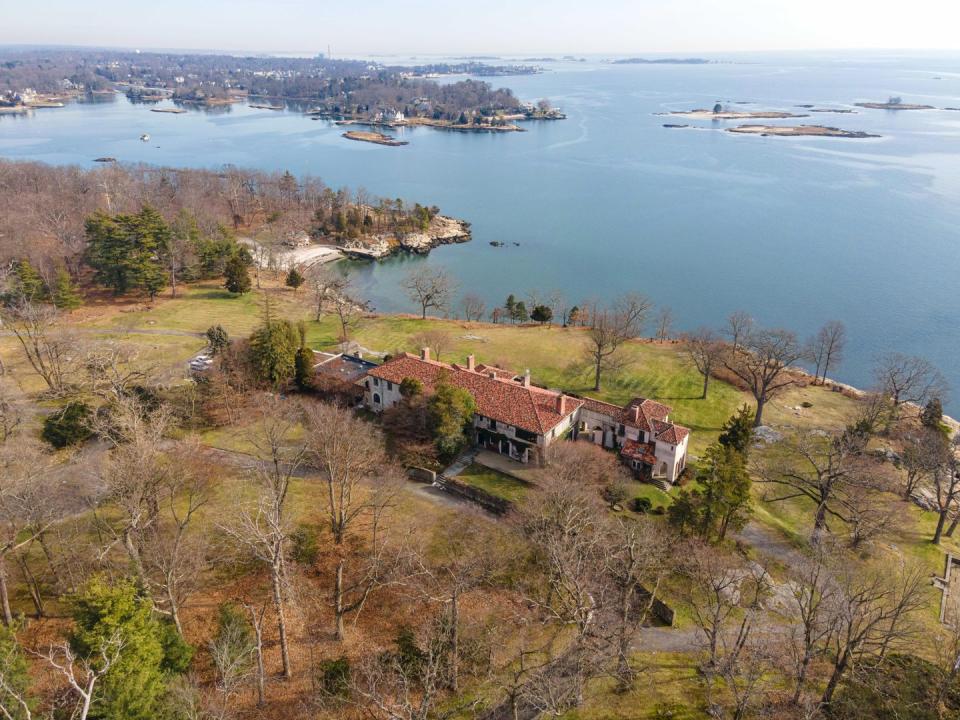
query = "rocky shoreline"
xmin=342 ymin=130 xmax=408 ymax=146
xmin=727 ymin=124 xmax=879 ymax=139
xmin=340 ymin=215 xmax=471 ymax=259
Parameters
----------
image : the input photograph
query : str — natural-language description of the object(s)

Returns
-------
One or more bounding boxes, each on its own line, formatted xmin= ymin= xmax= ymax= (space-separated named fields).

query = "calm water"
xmin=2 ymin=51 xmax=960 ymax=411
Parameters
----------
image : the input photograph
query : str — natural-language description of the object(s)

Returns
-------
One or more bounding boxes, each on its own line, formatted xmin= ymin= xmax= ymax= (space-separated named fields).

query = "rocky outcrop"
xmin=341 ymin=215 xmax=471 ymax=259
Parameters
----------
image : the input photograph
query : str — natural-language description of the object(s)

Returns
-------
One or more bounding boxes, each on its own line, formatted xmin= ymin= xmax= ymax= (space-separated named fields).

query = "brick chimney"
xmin=556 ymin=394 xmax=567 ymax=416
xmin=631 ymin=405 xmax=640 ymax=423
xmin=421 ymin=347 xmax=430 ymax=361
xmin=522 ymin=369 xmax=531 ymax=388
xmin=467 ymin=354 xmax=476 ymax=371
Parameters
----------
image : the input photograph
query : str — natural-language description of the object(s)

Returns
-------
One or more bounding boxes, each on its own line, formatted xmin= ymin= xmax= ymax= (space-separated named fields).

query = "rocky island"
xmin=342 ymin=130 xmax=408 ymax=146
xmin=661 ymin=108 xmax=808 ymax=120
xmin=855 ymin=100 xmax=935 ymax=110
xmin=727 ymin=124 xmax=880 ymax=138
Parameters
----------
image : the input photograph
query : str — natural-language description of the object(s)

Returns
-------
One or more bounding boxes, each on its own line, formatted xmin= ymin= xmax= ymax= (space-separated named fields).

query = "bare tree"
xmin=679 ymin=542 xmax=770 ymax=717
xmin=459 ymin=294 xmax=486 ymax=322
xmin=1 ymin=300 xmax=76 ymax=394
xmin=820 ymin=563 xmax=928 ymax=707
xmin=219 ymin=400 xmax=307 ymax=679
xmin=899 ymin=429 xmax=947 ymax=500
xmin=928 ymin=447 xmax=959 ymax=544
xmin=402 ymin=267 xmax=454 ymax=320
xmin=304 ymin=402 xmax=401 ymax=640
xmin=785 ymin=544 xmax=839 ymax=706
xmin=683 ymin=328 xmax=724 ymax=400
xmin=410 ymin=329 xmax=452 ymax=363
xmin=753 ymin=431 xmax=874 ymax=540
xmin=43 ymin=632 xmax=125 ymax=720
xmin=308 ymin=266 xmax=369 ymax=342
xmin=873 ymin=352 xmax=949 ymax=421
xmin=603 ymin=516 xmax=671 ymax=690
xmin=807 ymin=320 xmax=846 ymax=384
xmin=653 ymin=306 xmax=673 ymax=342
xmin=723 ymin=322 xmax=804 ymax=427
xmin=583 ymin=293 xmax=651 ymax=392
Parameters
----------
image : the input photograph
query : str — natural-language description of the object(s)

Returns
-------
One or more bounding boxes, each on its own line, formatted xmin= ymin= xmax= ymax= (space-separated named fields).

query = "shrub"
xmin=291 ymin=525 xmax=319 ymax=565
xmin=317 ymin=656 xmax=351 ymax=699
xmin=601 ymin=482 xmax=630 ymax=506
xmin=42 ymin=402 xmax=93 ymax=448
xmin=631 ymin=496 xmax=653 ymax=514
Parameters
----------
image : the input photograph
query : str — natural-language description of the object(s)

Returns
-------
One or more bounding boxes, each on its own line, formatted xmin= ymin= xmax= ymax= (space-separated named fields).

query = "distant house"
xmin=283 ymin=230 xmax=312 ymax=248
xmin=358 ymin=350 xmax=690 ymax=483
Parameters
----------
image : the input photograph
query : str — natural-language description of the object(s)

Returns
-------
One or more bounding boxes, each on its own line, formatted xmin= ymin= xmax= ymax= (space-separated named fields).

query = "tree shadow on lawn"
xmin=190 ymin=289 xmax=242 ymax=301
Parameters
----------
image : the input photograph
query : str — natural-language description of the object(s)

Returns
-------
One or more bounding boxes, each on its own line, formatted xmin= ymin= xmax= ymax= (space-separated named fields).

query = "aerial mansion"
xmin=361 ymin=349 xmax=690 ymax=485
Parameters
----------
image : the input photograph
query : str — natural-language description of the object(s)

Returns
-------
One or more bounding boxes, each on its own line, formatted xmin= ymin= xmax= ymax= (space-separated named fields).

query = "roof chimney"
xmin=421 ymin=347 xmax=431 ymax=362
xmin=467 ymin=354 xmax=475 ymax=371
xmin=522 ymin=369 xmax=531 ymax=388
xmin=631 ymin=405 xmax=640 ymax=423
xmin=556 ymin=394 xmax=567 ymax=416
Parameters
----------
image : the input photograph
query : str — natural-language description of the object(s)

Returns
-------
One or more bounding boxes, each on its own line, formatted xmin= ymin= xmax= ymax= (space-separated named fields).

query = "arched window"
xmin=373 ymin=393 xmax=381 ymax=405
xmin=658 ymin=462 xmax=668 ymax=477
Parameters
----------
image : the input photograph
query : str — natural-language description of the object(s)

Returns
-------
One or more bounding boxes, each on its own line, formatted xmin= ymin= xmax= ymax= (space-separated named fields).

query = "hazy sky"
xmin=2 ymin=0 xmax=958 ymax=56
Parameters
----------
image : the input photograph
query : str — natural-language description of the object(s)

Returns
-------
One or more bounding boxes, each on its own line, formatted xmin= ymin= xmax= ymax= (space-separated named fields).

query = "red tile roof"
xmin=578 ymin=395 xmax=690 ymax=445
xmin=621 ymin=440 xmax=658 ymax=466
xmin=367 ymin=354 xmax=582 ymax=435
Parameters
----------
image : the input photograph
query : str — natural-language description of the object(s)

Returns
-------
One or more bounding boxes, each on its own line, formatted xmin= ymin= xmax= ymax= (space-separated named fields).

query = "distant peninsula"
xmin=614 ymin=57 xmax=710 ymax=65
xmin=727 ymin=124 xmax=879 ymax=139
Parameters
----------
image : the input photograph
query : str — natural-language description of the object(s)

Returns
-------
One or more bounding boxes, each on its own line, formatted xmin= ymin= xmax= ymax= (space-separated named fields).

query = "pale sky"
xmin=1 ymin=0 xmax=958 ymax=56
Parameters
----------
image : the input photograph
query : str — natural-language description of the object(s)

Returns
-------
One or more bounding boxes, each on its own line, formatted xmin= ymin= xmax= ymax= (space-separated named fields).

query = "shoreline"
xmin=727 ymin=124 xmax=879 ymax=139
xmin=342 ymin=130 xmax=408 ymax=146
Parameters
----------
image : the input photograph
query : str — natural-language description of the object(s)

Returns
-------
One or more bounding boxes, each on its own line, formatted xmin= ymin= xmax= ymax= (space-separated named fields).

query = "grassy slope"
xmin=21 ymin=279 xmax=953 ymax=716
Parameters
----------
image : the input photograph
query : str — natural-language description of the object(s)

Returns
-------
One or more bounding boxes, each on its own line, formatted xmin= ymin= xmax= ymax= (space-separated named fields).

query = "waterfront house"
xmin=359 ymin=350 xmax=690 ymax=483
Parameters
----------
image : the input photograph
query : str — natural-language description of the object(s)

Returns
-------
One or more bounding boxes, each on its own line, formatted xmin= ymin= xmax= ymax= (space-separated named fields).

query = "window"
xmin=373 ymin=393 xmax=381 ymax=405
xmin=373 ymin=377 xmax=380 ymax=387
xmin=617 ymin=424 xmax=625 ymax=437
xmin=387 ymin=381 xmax=393 ymax=391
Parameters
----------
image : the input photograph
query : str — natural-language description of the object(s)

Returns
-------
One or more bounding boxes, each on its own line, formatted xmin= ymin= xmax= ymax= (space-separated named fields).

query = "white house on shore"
xmin=359 ymin=350 xmax=690 ymax=484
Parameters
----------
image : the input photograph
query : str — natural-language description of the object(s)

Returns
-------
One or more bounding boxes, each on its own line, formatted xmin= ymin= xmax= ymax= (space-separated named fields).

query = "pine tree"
xmin=285 ymin=266 xmax=305 ymax=293
xmin=84 ymin=206 xmax=169 ymax=298
xmin=921 ymin=397 xmax=944 ymax=429
xmin=51 ymin=267 xmax=83 ymax=310
xmin=514 ymin=301 xmax=529 ymax=324
xmin=70 ymin=576 xmax=191 ymax=720
xmin=504 ymin=294 xmax=517 ymax=323
xmin=223 ymin=253 xmax=252 ymax=295
xmin=12 ymin=258 xmax=45 ymax=301
xmin=248 ymin=319 xmax=299 ymax=386
xmin=718 ymin=405 xmax=755 ymax=456
xmin=531 ymin=304 xmax=553 ymax=325
xmin=294 ymin=321 xmax=314 ymax=391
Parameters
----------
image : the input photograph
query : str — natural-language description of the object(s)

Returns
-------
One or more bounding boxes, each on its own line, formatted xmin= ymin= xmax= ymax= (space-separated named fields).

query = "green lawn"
xmin=454 ymin=462 xmax=530 ymax=502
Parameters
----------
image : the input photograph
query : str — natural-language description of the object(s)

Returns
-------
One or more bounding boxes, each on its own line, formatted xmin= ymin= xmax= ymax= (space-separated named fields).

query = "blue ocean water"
xmin=2 ymin=51 xmax=959 ymax=410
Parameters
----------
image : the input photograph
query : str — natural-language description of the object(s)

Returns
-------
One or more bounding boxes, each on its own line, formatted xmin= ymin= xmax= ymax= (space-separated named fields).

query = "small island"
xmin=661 ymin=108 xmax=808 ymax=120
xmin=727 ymin=124 xmax=880 ymax=139
xmin=150 ymin=107 xmax=187 ymax=114
xmin=342 ymin=130 xmax=408 ymax=146
xmin=614 ymin=57 xmax=710 ymax=65
xmin=855 ymin=97 xmax=934 ymax=110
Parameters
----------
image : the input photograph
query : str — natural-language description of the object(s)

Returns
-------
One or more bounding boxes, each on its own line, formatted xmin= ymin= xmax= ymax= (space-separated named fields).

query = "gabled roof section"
xmin=366 ymin=354 xmax=582 ymax=435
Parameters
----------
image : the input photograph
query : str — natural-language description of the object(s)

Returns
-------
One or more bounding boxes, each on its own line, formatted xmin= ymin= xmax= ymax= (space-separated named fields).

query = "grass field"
xmin=454 ymin=462 xmax=530 ymax=502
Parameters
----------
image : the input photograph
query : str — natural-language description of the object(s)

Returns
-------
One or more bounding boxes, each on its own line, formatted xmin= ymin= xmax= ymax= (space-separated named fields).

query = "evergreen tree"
xmin=248 ymin=319 xmax=299 ymax=386
xmin=285 ymin=266 xmax=305 ymax=293
xmin=51 ymin=266 xmax=83 ymax=310
xmin=70 ymin=576 xmax=189 ymax=720
xmin=566 ymin=305 xmax=581 ymax=326
xmin=294 ymin=321 xmax=314 ymax=391
xmin=921 ymin=397 xmax=944 ymax=430
xmin=12 ymin=258 xmax=46 ymax=301
xmin=514 ymin=301 xmax=529 ymax=324
xmin=668 ymin=443 xmax=751 ymax=543
xmin=0 ymin=623 xmax=34 ymax=719
xmin=205 ymin=325 xmax=230 ymax=355
xmin=427 ymin=381 xmax=477 ymax=459
xmin=504 ymin=294 xmax=517 ymax=323
xmin=718 ymin=405 xmax=755 ymax=456
xmin=531 ymin=304 xmax=553 ymax=325
xmin=84 ymin=206 xmax=169 ymax=299
xmin=223 ymin=253 xmax=252 ymax=295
